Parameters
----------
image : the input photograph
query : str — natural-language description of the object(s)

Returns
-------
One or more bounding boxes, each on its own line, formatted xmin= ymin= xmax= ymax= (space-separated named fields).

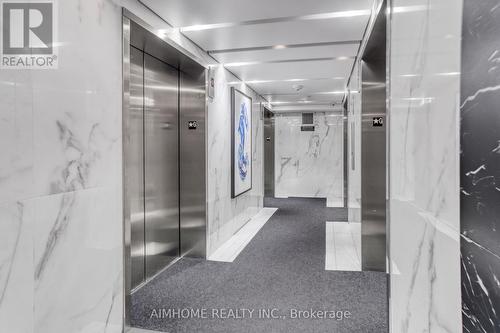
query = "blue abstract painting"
xmin=232 ymin=88 xmax=252 ymax=197
xmin=237 ymin=102 xmax=249 ymax=181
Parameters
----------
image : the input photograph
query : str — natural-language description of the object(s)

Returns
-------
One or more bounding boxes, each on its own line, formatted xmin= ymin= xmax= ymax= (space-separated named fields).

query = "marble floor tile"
xmin=325 ymin=222 xmax=361 ymax=271
xmin=325 ymin=222 xmax=336 ymax=270
xmin=208 ymin=208 xmax=278 ymax=262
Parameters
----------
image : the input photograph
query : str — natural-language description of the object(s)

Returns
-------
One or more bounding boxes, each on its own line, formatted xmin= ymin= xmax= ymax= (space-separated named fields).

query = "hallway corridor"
xmin=131 ymin=198 xmax=387 ymax=333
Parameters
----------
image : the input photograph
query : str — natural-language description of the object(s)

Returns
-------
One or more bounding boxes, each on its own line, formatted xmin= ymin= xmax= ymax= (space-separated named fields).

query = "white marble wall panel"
xmin=347 ymin=64 xmax=362 ymax=222
xmin=388 ymin=0 xmax=462 ymax=332
xmin=206 ymin=66 xmax=265 ymax=256
xmin=0 ymin=202 xmax=34 ymax=333
xmin=33 ymin=188 xmax=122 ymax=333
xmin=0 ymin=0 xmax=138 ymax=331
xmin=274 ymin=112 xmax=343 ymax=206
xmin=0 ymin=71 xmax=34 ymax=204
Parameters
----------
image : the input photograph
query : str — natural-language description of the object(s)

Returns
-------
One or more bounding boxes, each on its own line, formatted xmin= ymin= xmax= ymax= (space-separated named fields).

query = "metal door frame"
xmin=122 ymin=9 xmax=208 ymax=330
xmin=263 ymin=107 xmax=275 ymax=198
xmin=360 ymin=0 xmax=387 ymax=273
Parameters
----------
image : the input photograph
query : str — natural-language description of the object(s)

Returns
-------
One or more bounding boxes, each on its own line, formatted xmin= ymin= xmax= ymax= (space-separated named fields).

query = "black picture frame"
xmin=231 ymin=87 xmax=253 ymax=198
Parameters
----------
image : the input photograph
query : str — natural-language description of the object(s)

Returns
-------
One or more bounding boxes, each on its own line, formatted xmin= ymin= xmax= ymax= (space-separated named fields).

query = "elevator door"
xmin=129 ymin=47 xmax=180 ymax=289
xmin=144 ymin=53 xmax=180 ymax=278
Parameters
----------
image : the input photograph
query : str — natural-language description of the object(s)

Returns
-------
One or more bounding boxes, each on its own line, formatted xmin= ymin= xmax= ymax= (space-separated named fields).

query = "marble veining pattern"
xmin=0 ymin=202 xmax=33 ymax=333
xmin=206 ymin=66 xmax=265 ymax=256
xmin=461 ymin=0 xmax=500 ymax=331
xmin=389 ymin=0 xmax=462 ymax=332
xmin=274 ymin=112 xmax=343 ymax=207
xmin=0 ymin=0 xmax=128 ymax=331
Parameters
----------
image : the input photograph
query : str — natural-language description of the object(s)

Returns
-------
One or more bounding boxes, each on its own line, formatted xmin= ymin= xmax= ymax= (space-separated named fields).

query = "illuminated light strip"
xmin=178 ymin=9 xmax=371 ymax=32
xmin=223 ymin=56 xmax=353 ymax=67
xmin=270 ymin=100 xmax=338 ymax=105
xmin=392 ymin=5 xmax=429 ymax=14
xmin=226 ymin=77 xmax=346 ymax=85
xmin=399 ymin=72 xmax=460 ymax=78
xmin=313 ymin=91 xmax=347 ymax=95
xmin=208 ymin=40 xmax=361 ymax=54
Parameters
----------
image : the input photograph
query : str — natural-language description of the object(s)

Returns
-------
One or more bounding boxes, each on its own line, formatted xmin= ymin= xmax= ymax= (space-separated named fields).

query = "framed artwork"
xmin=231 ymin=87 xmax=252 ymax=198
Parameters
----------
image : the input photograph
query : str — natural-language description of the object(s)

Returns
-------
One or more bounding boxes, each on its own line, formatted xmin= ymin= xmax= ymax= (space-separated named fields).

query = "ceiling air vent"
xmin=301 ymin=113 xmax=315 ymax=132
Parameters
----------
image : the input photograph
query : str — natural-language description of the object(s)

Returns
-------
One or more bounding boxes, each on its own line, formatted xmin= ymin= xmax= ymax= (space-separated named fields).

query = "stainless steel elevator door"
xmin=179 ymin=71 xmax=206 ymax=258
xmin=264 ymin=108 xmax=275 ymax=197
xmin=129 ymin=47 xmax=145 ymax=289
xmin=143 ymin=54 xmax=180 ymax=278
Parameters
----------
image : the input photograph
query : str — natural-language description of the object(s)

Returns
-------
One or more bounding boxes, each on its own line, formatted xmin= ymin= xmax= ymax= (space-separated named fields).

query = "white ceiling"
xmin=142 ymin=0 xmax=373 ymax=110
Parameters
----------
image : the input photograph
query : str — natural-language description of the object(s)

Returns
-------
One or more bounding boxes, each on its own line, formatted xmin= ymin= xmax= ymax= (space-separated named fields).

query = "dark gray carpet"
xmin=131 ymin=198 xmax=388 ymax=333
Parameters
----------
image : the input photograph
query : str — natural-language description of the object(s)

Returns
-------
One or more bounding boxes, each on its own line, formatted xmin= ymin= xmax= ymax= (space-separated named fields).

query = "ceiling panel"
xmin=211 ymin=43 xmax=359 ymax=63
xmin=182 ymin=18 xmax=368 ymax=51
xmin=142 ymin=0 xmax=370 ymax=106
xmin=143 ymin=0 xmax=372 ymax=27
xmin=227 ymin=59 xmax=354 ymax=81
xmin=267 ymin=93 xmax=344 ymax=103
xmin=247 ymin=78 xmax=346 ymax=95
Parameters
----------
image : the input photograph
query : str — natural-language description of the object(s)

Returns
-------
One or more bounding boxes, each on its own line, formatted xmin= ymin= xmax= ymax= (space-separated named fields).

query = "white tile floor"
xmin=325 ymin=221 xmax=362 ymax=271
xmin=208 ymin=208 xmax=278 ymax=262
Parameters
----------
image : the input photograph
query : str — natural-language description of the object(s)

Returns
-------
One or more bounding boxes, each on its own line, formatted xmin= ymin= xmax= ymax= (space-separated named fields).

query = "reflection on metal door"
xmin=129 ymin=47 xmax=145 ymax=288
xmin=127 ymin=48 xmax=180 ymax=290
xmin=264 ymin=108 xmax=275 ymax=197
xmin=144 ymin=54 xmax=180 ymax=278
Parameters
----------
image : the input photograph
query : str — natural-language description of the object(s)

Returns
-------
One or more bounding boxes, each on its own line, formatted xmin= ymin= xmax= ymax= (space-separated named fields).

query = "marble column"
xmin=461 ymin=0 xmax=500 ymax=331
xmin=388 ymin=0 xmax=462 ymax=331
xmin=347 ymin=63 xmax=362 ymax=222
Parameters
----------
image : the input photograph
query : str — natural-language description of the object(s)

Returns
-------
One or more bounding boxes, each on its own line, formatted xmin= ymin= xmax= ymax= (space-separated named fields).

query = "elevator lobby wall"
xmin=0 ymin=0 xmax=126 ymax=331
xmin=274 ymin=112 xmax=344 ymax=207
xmin=0 ymin=0 xmax=265 ymax=332
xmin=206 ymin=67 xmax=265 ymax=256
